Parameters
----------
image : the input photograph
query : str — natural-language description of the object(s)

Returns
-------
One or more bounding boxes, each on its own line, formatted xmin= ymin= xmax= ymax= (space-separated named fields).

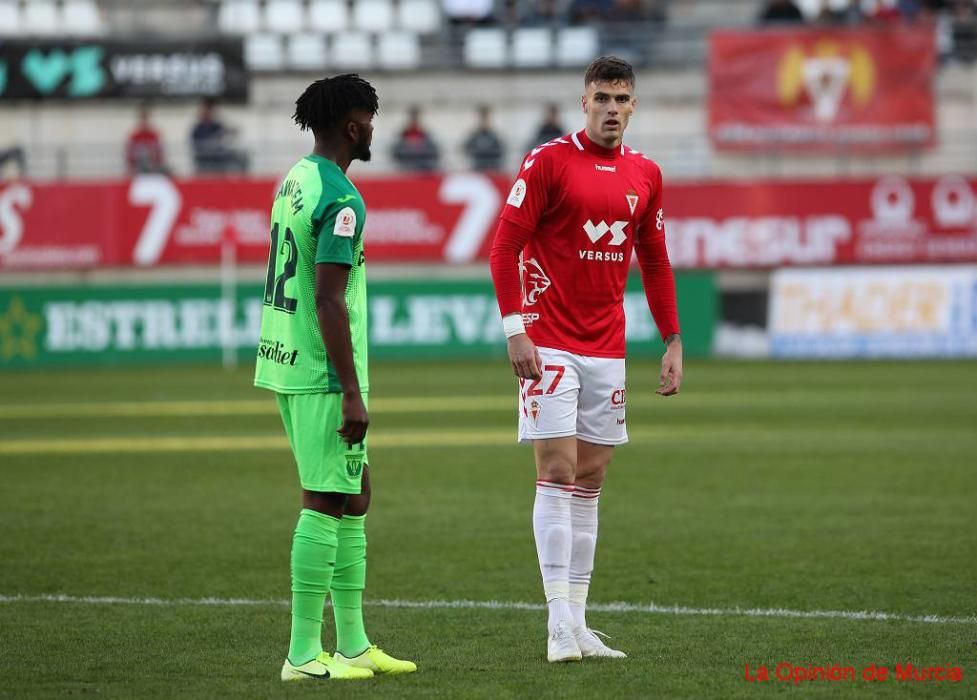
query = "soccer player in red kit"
xmin=489 ymin=56 xmax=683 ymax=663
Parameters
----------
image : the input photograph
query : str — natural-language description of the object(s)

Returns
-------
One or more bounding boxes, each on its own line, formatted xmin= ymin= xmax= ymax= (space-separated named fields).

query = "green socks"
xmin=287 ymin=508 xmax=341 ymax=665
xmin=331 ymin=514 xmax=370 ymax=657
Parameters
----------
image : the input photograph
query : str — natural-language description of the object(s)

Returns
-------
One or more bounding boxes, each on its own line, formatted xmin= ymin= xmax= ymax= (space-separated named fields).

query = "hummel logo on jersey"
xmin=583 ymin=220 xmax=628 ymax=245
xmin=595 ymin=164 xmax=616 ymax=173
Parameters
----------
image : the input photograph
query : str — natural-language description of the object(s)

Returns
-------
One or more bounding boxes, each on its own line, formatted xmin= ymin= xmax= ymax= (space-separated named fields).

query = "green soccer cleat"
xmin=281 ymin=651 xmax=375 ymax=681
xmin=335 ymin=645 xmax=418 ymax=674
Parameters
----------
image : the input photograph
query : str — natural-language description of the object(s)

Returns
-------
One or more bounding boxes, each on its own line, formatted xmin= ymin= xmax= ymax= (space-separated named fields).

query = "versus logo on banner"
xmin=0 ymin=275 xmax=715 ymax=367
xmin=0 ymin=39 xmax=248 ymax=102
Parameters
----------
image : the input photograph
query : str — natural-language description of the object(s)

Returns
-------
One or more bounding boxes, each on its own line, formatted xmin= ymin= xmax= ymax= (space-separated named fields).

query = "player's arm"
xmin=315 ymin=263 xmax=368 ymax=444
xmin=315 ymin=204 xmax=368 ymax=445
xmin=490 ymin=218 xmax=541 ymax=380
xmin=634 ymin=166 xmax=682 ymax=396
xmin=490 ymin=152 xmax=553 ymax=380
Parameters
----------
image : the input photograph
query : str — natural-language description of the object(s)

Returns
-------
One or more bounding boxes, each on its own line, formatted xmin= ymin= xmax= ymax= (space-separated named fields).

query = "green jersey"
xmin=254 ymin=155 xmax=368 ymax=394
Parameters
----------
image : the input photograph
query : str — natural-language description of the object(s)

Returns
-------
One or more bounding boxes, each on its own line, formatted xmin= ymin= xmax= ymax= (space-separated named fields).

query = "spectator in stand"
xmin=521 ymin=0 xmax=565 ymax=26
xmin=190 ymin=98 xmax=249 ymax=175
xmin=570 ymin=0 xmax=614 ymax=24
xmin=862 ymin=0 xmax=903 ymax=22
xmin=813 ymin=0 xmax=864 ymax=24
xmin=529 ymin=103 xmax=566 ymax=149
xmin=758 ymin=0 xmax=806 ymax=23
xmin=126 ymin=103 xmax=167 ymax=175
xmin=392 ymin=105 xmax=440 ymax=172
xmin=0 ymin=145 xmax=26 ymax=179
xmin=463 ymin=105 xmax=505 ymax=171
xmin=950 ymin=0 xmax=977 ymax=62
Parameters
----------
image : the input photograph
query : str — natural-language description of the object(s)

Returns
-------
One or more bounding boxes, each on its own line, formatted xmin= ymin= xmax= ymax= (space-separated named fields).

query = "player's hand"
xmin=338 ymin=391 xmax=369 ymax=446
xmin=657 ymin=336 xmax=683 ymax=397
xmin=507 ymin=333 xmax=543 ymax=380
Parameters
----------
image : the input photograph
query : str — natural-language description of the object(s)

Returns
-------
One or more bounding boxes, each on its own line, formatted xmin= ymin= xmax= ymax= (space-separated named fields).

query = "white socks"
xmin=569 ymin=485 xmax=600 ymax=630
xmin=534 ymin=480 xmax=601 ymax=634
xmin=533 ymin=480 xmax=573 ymax=633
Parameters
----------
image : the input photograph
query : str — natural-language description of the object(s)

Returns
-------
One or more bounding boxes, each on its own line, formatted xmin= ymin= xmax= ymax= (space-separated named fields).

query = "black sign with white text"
xmin=0 ymin=39 xmax=248 ymax=102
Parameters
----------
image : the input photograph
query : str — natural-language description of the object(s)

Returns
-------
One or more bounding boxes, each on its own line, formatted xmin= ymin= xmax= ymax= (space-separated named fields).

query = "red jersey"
xmin=490 ymin=129 xmax=679 ymax=358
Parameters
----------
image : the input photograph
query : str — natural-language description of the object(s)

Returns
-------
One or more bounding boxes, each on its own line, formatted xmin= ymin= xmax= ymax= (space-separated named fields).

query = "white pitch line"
xmin=1 ymin=594 xmax=974 ymax=626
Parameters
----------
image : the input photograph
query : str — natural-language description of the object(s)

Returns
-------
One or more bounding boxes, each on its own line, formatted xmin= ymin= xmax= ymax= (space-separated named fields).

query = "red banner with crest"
xmin=708 ymin=28 xmax=936 ymax=152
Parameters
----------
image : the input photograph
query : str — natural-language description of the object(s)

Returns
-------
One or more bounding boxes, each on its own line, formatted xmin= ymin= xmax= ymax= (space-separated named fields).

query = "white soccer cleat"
xmin=574 ymin=626 xmax=627 ymax=658
xmin=547 ymin=620 xmax=582 ymax=663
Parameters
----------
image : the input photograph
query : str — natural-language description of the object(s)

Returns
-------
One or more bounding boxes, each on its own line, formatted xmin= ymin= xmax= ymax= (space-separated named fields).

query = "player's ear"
xmin=580 ymin=94 xmax=586 ymax=112
xmin=344 ymin=118 xmax=358 ymax=143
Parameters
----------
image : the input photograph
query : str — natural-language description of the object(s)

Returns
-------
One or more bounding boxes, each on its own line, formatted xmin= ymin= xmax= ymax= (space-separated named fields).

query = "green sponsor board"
xmin=0 ymin=274 xmax=714 ymax=368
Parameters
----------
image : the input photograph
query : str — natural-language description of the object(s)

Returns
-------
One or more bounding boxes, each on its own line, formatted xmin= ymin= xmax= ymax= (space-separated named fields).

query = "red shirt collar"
xmin=575 ymin=129 xmax=623 ymax=160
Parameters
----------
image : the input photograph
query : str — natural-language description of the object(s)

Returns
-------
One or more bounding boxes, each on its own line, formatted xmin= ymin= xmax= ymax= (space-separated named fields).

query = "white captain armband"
xmin=502 ymin=313 xmax=526 ymax=339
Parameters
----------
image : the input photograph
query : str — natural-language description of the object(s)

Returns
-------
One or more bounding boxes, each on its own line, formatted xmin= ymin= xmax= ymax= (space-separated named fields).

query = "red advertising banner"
xmin=1 ymin=174 xmax=976 ymax=270
xmin=709 ymin=28 xmax=935 ymax=152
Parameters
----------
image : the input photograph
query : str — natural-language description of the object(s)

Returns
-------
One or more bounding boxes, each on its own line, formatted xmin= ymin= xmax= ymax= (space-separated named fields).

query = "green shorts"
xmin=275 ymin=392 xmax=369 ymax=494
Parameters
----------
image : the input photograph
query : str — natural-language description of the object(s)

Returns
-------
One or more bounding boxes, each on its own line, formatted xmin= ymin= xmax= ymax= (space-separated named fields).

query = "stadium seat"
xmin=555 ymin=27 xmax=598 ymax=67
xmin=245 ymin=33 xmax=285 ymax=70
xmin=22 ymin=1 xmax=60 ymax=36
xmin=352 ymin=0 xmax=394 ymax=33
xmin=377 ymin=31 xmax=421 ymax=70
xmin=331 ymin=32 xmax=374 ymax=68
xmin=308 ymin=0 xmax=349 ymax=32
xmin=397 ymin=0 xmax=441 ymax=34
xmin=463 ymin=28 xmax=507 ymax=69
xmin=795 ymin=0 xmax=823 ymax=19
xmin=512 ymin=28 xmax=553 ymax=68
xmin=61 ymin=0 xmax=104 ymax=36
xmin=218 ymin=0 xmax=262 ymax=34
xmin=0 ymin=1 xmax=21 ymax=37
xmin=264 ymin=0 xmax=305 ymax=33
xmin=287 ymin=32 xmax=328 ymax=70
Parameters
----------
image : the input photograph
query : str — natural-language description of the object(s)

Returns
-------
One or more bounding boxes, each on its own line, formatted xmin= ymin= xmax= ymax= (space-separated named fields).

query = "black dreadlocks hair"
xmin=293 ymin=74 xmax=379 ymax=134
xmin=584 ymin=56 xmax=635 ymax=89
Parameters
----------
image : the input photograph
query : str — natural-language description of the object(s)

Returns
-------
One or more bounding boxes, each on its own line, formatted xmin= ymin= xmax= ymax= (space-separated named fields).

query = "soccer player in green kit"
xmin=254 ymin=74 xmax=416 ymax=682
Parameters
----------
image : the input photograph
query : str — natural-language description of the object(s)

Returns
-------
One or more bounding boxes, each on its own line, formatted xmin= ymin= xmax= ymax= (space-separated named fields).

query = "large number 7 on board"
xmin=525 ymin=365 xmax=566 ymax=397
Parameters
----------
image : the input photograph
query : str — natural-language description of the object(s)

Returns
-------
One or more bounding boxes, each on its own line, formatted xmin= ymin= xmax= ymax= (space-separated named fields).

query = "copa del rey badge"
xmin=626 ymin=189 xmax=639 ymax=215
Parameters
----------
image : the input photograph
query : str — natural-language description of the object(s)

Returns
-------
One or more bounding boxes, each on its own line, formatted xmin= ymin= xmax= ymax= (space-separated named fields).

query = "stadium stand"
xmin=1 ymin=0 xmax=976 ymax=179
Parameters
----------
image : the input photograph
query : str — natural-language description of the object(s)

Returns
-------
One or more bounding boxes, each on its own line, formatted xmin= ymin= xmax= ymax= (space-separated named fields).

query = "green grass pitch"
xmin=1 ymin=359 xmax=975 ymax=698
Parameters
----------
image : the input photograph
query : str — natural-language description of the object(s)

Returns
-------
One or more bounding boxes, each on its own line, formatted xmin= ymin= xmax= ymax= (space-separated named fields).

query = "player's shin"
xmin=569 ymin=486 xmax=600 ymax=630
xmin=330 ymin=514 xmax=370 ymax=658
xmin=289 ymin=509 xmax=342 ymax=665
xmin=533 ymin=481 xmax=574 ymax=632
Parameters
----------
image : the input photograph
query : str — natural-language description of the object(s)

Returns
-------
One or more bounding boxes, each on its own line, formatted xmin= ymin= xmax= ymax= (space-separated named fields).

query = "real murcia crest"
xmin=520 ymin=257 xmax=551 ymax=305
xmin=626 ymin=189 xmax=639 ymax=216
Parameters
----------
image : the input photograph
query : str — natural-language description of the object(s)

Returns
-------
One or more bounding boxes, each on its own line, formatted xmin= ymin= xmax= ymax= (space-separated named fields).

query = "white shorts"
xmin=517 ymin=347 xmax=628 ymax=446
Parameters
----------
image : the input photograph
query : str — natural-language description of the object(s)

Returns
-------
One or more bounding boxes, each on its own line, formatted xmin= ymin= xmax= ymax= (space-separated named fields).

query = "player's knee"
xmin=537 ymin=454 xmax=575 ymax=483
xmin=302 ymin=490 xmax=348 ymax=518
xmin=574 ymin=461 xmax=608 ymax=489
